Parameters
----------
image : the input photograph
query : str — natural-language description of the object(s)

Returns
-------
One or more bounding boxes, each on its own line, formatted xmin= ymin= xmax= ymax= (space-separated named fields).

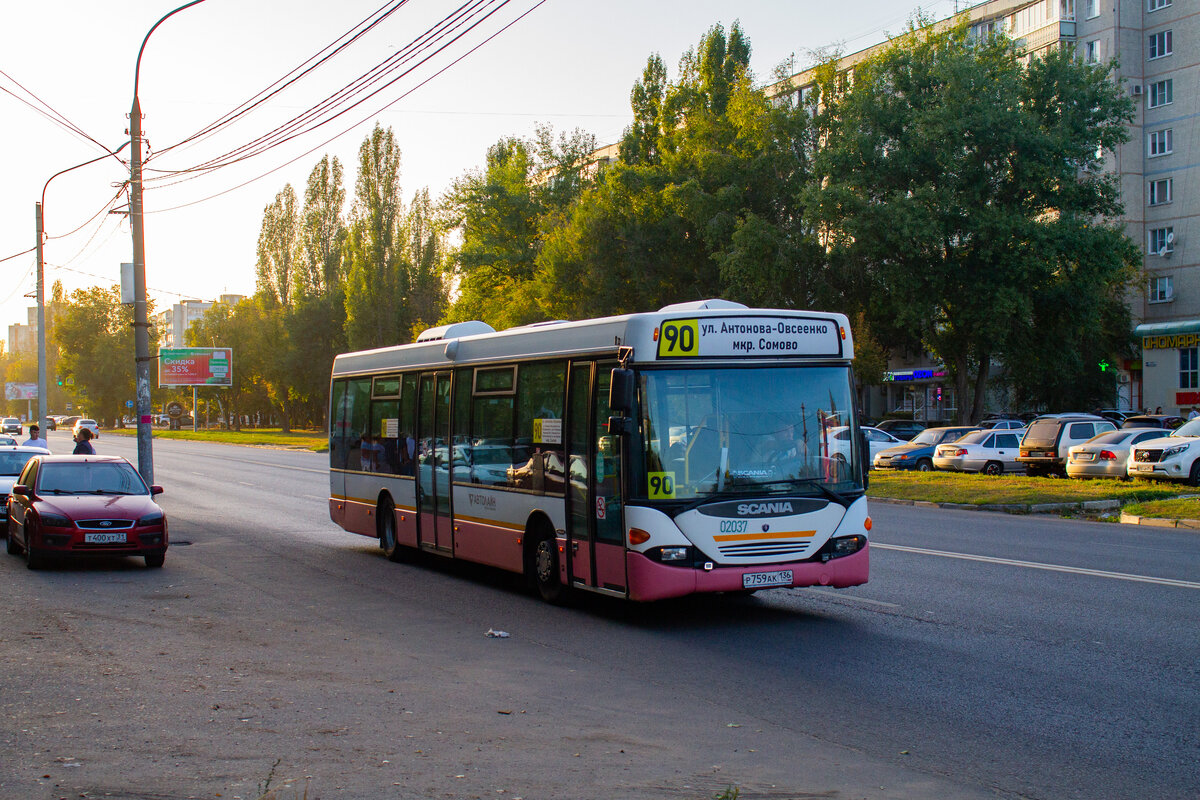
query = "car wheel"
xmin=25 ymin=540 xmax=46 ymax=570
xmin=1188 ymin=461 xmax=1200 ymax=487
xmin=983 ymin=461 xmax=1003 ymax=476
xmin=916 ymin=458 xmax=933 ymax=472
xmin=532 ymin=535 xmax=565 ymax=604
xmin=144 ymin=552 xmax=165 ymax=568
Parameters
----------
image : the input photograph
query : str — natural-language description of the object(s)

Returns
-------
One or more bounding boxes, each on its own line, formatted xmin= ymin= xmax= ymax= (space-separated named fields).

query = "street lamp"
xmin=130 ymin=0 xmax=208 ymax=483
xmin=37 ymin=144 xmax=130 ymax=434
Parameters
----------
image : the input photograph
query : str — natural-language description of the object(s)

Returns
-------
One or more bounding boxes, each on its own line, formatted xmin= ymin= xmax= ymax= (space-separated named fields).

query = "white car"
xmin=0 ymin=446 xmax=51 ymax=513
xmin=932 ymin=429 xmax=1025 ymax=475
xmin=1128 ymin=418 xmax=1200 ymax=484
xmin=1067 ymin=429 xmax=1166 ymax=479
xmin=826 ymin=426 xmax=904 ymax=468
xmin=72 ymin=419 xmax=100 ymax=439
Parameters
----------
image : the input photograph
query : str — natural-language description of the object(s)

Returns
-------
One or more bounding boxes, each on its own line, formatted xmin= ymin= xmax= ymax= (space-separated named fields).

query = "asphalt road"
xmin=1 ymin=431 xmax=1197 ymax=800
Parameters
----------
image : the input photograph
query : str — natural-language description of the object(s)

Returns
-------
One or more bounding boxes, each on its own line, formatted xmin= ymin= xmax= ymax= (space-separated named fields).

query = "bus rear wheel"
xmin=532 ymin=535 xmax=566 ymax=604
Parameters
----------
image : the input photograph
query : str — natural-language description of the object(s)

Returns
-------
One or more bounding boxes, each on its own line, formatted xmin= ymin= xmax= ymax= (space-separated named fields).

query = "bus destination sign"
xmin=655 ymin=316 xmax=841 ymax=359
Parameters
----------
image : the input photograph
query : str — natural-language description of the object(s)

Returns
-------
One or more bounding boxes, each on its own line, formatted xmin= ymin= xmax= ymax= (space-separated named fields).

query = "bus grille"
xmin=718 ymin=542 xmax=810 ymax=559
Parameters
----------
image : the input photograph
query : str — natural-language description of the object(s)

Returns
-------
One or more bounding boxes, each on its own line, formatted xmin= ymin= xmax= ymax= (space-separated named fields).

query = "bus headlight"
xmin=660 ymin=546 xmax=689 ymax=562
xmin=820 ymin=534 xmax=866 ymax=561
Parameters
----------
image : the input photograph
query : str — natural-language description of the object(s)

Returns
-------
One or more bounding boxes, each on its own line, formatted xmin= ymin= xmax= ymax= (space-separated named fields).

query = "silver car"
xmin=932 ymin=429 xmax=1024 ymax=475
xmin=1067 ymin=429 xmax=1166 ymax=479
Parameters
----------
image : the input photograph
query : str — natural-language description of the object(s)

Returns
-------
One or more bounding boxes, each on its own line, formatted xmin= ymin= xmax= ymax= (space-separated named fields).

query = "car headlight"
xmin=137 ymin=511 xmax=165 ymax=526
xmin=895 ymin=454 xmax=909 ymax=460
xmin=38 ymin=513 xmax=72 ymax=528
xmin=1162 ymin=444 xmax=1189 ymax=459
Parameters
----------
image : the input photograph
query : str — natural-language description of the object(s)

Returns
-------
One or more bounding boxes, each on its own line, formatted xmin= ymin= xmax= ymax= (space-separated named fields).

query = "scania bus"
xmin=328 ymin=299 xmax=870 ymax=602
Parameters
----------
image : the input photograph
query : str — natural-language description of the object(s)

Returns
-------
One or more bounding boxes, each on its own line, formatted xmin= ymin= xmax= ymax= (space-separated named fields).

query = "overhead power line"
xmin=0 ymin=67 xmax=119 ymax=158
xmin=146 ymin=0 xmax=546 ymax=215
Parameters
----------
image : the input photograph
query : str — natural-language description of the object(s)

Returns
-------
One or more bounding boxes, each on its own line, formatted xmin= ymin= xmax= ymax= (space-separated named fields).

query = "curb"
xmin=1118 ymin=512 xmax=1200 ymax=529
xmin=869 ymin=495 xmax=1185 ymax=523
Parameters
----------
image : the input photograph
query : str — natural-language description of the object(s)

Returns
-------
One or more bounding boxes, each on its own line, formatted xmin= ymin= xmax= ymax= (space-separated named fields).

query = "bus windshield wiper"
xmin=787 ymin=477 xmax=852 ymax=506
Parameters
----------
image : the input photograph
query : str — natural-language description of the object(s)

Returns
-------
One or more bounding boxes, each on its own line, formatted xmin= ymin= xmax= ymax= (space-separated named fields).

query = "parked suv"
xmin=1128 ymin=418 xmax=1200 ymax=484
xmin=1017 ymin=415 xmax=1116 ymax=477
xmin=1 ymin=418 xmax=22 ymax=436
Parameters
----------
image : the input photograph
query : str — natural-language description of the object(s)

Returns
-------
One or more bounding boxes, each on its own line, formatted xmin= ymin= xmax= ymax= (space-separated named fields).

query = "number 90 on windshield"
xmin=657 ymin=319 xmax=699 ymax=358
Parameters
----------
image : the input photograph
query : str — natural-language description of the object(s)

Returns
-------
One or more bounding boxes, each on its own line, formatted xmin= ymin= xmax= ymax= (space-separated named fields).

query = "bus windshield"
xmin=638 ymin=365 xmax=861 ymax=501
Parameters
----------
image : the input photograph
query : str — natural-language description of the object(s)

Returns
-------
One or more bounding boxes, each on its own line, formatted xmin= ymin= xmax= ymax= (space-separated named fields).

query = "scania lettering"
xmin=328 ymin=300 xmax=870 ymax=603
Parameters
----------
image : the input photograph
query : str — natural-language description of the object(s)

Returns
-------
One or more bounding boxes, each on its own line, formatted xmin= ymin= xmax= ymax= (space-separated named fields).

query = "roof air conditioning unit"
xmin=1131 ymin=84 xmax=1143 ymax=96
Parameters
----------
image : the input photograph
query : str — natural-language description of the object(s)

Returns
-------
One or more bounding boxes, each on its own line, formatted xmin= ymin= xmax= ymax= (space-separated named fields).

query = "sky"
xmin=0 ymin=0 xmax=961 ymax=342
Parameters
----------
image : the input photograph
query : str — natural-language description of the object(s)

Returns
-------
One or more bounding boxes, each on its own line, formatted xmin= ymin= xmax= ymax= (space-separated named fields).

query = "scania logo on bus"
xmin=736 ymin=501 xmax=794 ymax=517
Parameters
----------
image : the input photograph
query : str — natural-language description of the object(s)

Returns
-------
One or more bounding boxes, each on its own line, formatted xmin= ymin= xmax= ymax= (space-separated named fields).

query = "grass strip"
xmin=868 ymin=470 xmax=1194 ymax=506
xmin=1121 ymin=498 xmax=1200 ymax=520
xmin=104 ymin=427 xmax=327 ymax=452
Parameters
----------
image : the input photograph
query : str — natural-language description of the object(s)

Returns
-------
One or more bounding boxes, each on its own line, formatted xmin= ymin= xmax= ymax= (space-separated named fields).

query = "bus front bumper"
xmin=626 ymin=543 xmax=869 ymax=602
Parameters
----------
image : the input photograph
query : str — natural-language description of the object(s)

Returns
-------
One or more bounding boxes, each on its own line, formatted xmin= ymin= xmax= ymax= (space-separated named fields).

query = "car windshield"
xmin=909 ymin=429 xmax=943 ymax=446
xmin=1171 ymin=419 xmax=1200 ymax=438
xmin=0 ymin=451 xmax=38 ymax=476
xmin=638 ymin=365 xmax=861 ymax=500
xmin=955 ymin=431 xmax=990 ymax=445
xmin=37 ymin=462 xmax=148 ymax=495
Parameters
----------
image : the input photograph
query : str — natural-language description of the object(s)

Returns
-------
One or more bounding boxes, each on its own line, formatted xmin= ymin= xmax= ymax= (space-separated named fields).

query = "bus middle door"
xmin=416 ymin=371 xmax=454 ymax=552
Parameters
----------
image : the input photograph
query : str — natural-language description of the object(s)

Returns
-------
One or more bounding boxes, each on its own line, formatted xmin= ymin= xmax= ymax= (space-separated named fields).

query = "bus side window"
xmin=330 ymin=380 xmax=348 ymax=469
xmin=344 ymin=378 xmax=371 ymax=472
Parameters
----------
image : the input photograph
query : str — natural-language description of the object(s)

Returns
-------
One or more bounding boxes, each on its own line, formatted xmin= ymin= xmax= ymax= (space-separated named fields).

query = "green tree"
xmin=811 ymin=22 xmax=1137 ymax=421
xmin=256 ymin=185 xmax=299 ymax=307
xmin=344 ymin=123 xmax=407 ymax=349
xmin=298 ymin=155 xmax=347 ymax=299
xmin=53 ymin=286 xmax=150 ymax=426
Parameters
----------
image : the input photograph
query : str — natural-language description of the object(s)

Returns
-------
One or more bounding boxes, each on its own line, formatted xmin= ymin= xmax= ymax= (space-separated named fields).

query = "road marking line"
xmin=803 ymin=589 xmax=901 ymax=609
xmin=873 ymin=542 xmax=1200 ymax=590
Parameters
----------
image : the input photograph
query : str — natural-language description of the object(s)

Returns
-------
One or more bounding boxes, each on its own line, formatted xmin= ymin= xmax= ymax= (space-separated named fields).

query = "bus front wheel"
xmin=378 ymin=497 xmax=406 ymax=563
xmin=532 ymin=535 xmax=566 ymax=604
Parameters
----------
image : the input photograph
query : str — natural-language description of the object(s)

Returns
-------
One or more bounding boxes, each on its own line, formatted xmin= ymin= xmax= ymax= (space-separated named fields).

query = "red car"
xmin=5 ymin=455 xmax=167 ymax=569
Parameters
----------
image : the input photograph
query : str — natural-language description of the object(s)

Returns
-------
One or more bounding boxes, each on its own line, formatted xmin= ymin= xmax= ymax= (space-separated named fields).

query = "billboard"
xmin=4 ymin=382 xmax=37 ymax=400
xmin=159 ymin=348 xmax=232 ymax=387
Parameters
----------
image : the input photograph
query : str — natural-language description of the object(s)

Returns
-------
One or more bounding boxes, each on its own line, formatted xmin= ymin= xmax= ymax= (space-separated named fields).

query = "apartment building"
xmin=154 ymin=294 xmax=244 ymax=350
xmin=768 ymin=0 xmax=1195 ymax=418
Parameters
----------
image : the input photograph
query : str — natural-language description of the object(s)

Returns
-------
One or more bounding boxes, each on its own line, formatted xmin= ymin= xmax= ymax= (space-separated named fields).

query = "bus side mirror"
xmin=609 ymin=368 xmax=635 ymax=416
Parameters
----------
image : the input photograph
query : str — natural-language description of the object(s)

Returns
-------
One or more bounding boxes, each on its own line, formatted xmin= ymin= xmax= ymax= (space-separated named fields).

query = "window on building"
xmin=1060 ymin=0 xmax=1075 ymax=20
xmin=1152 ymin=275 xmax=1175 ymax=304
xmin=1085 ymin=40 xmax=1101 ymax=62
xmin=1149 ymin=227 xmax=1174 ymax=256
xmin=1149 ymin=178 xmax=1173 ymax=205
xmin=1148 ymin=31 xmax=1173 ymax=60
xmin=1149 ymin=129 xmax=1173 ymax=157
xmin=1149 ymin=79 xmax=1173 ymax=108
xmin=1148 ymin=0 xmax=1170 ymax=11
xmin=1086 ymin=0 xmax=1099 ymax=17
xmin=1180 ymin=346 xmax=1197 ymax=389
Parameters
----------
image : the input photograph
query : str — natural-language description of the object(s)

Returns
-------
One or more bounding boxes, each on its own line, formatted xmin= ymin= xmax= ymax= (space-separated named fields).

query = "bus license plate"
xmin=84 ymin=532 xmax=127 ymax=544
xmin=743 ymin=569 xmax=793 ymax=589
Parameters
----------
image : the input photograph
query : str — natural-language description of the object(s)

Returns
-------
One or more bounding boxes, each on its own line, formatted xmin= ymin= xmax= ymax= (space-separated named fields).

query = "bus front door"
xmin=417 ymin=371 xmax=453 ymax=552
xmin=566 ymin=361 xmax=627 ymax=595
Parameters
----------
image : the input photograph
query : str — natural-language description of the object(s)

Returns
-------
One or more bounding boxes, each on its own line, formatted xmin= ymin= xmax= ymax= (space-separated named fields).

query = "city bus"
xmin=328 ymin=299 xmax=870 ymax=602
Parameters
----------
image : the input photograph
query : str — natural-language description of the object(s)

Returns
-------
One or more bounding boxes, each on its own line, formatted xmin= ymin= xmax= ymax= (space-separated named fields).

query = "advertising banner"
xmin=159 ymin=348 xmax=232 ymax=387
xmin=4 ymin=382 xmax=37 ymax=400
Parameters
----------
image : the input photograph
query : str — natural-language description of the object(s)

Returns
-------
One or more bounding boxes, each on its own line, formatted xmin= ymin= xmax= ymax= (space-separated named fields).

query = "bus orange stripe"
xmin=713 ymin=530 xmax=816 ymax=542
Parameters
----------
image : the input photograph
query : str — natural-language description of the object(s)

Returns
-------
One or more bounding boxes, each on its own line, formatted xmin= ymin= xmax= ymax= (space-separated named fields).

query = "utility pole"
xmin=35 ymin=203 xmax=47 ymax=430
xmin=129 ymin=0 xmax=208 ymax=484
xmin=130 ymin=92 xmax=153 ymax=484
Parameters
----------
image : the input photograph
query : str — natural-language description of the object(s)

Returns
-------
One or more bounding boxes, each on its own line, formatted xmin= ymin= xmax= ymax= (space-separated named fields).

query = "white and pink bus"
xmin=328 ymin=299 xmax=870 ymax=602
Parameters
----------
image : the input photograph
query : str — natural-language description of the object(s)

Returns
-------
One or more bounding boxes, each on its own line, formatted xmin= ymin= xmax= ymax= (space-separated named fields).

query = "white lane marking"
xmin=874 ymin=542 xmax=1200 ymax=590
xmin=803 ymin=589 xmax=901 ymax=609
xmin=238 ymin=481 xmax=257 ymax=487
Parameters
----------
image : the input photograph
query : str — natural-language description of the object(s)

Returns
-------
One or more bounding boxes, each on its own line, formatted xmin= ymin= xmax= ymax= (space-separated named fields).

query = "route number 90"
xmin=648 ymin=471 xmax=676 ymax=499
xmin=657 ymin=319 xmax=700 ymax=358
